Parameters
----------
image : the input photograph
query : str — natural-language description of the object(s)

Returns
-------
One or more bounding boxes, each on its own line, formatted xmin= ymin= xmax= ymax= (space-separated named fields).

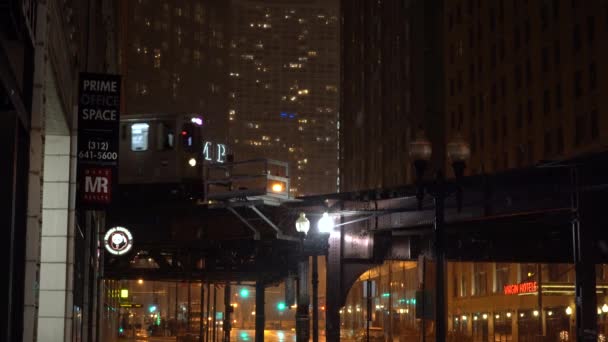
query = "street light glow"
xmin=188 ymin=158 xmax=197 ymax=167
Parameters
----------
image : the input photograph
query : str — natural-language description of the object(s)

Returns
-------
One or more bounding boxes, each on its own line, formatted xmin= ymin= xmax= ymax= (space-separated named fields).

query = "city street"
xmin=118 ymin=329 xmax=310 ymax=342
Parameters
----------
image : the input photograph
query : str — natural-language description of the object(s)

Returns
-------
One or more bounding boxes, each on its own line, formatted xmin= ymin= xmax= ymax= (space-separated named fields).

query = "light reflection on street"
xmin=118 ymin=329 xmax=308 ymax=342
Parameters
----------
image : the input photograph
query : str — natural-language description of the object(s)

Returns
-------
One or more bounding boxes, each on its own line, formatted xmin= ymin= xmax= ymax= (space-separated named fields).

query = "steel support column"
xmin=200 ymin=282 xmax=204 ymax=342
xmin=312 ymin=256 xmax=319 ymax=342
xmin=433 ymin=172 xmax=447 ymax=342
xmin=223 ymin=284 xmax=231 ymax=342
xmin=212 ymin=285 xmax=217 ymax=342
xmin=255 ymin=282 xmax=265 ymax=342
xmin=572 ymin=167 xmax=597 ymax=341
xmin=206 ymin=283 xmax=211 ymax=342
xmin=325 ymin=229 xmax=342 ymax=342
xmin=296 ymin=260 xmax=310 ymax=342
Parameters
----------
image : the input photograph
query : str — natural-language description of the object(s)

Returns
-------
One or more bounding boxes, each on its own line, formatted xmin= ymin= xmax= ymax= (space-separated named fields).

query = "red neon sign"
xmin=503 ymin=281 xmax=538 ymax=295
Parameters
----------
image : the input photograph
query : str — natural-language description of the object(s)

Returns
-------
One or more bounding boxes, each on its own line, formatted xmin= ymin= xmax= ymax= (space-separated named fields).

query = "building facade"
xmin=342 ymin=261 xmax=608 ymax=342
xmin=336 ymin=1 xmax=608 ymax=341
xmin=229 ymin=0 xmax=339 ymax=197
xmin=1 ymin=0 xmax=120 ymax=341
xmin=444 ymin=0 xmax=608 ymax=175
xmin=339 ymin=0 xmax=446 ymax=192
xmin=120 ymin=0 xmax=230 ymax=145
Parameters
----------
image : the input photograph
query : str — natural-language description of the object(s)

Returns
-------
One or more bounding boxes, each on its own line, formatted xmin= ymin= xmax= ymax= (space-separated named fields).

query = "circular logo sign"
xmin=104 ymin=227 xmax=133 ymax=255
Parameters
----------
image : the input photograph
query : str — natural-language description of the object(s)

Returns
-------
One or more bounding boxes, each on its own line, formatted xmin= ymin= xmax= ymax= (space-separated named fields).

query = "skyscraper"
xmin=229 ymin=0 xmax=339 ymax=197
xmin=444 ymin=0 xmax=608 ymax=175
xmin=340 ymin=0 xmax=446 ymax=192
xmin=120 ymin=0 xmax=230 ymax=144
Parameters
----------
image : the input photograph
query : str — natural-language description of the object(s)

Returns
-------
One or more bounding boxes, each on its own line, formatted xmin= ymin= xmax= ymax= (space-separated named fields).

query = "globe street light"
xmin=295 ymin=212 xmax=330 ymax=342
xmin=409 ymin=130 xmax=470 ymax=342
xmin=318 ymin=212 xmax=334 ymax=234
xmin=295 ymin=212 xmax=310 ymax=236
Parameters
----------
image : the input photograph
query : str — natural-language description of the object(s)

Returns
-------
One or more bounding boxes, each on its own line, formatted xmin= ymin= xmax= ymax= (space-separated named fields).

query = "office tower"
xmin=120 ymin=0 xmax=230 ymax=144
xmin=229 ymin=0 xmax=339 ymax=196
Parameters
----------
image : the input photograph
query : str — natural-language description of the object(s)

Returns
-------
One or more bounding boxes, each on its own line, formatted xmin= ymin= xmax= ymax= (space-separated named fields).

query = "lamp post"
xmin=295 ymin=212 xmax=331 ymax=342
xmin=409 ymin=131 xmax=470 ymax=342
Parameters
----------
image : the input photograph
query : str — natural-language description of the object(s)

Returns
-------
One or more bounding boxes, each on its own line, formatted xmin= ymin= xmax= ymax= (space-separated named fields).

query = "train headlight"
xmin=188 ymin=158 xmax=197 ymax=167
xmin=271 ymin=182 xmax=284 ymax=192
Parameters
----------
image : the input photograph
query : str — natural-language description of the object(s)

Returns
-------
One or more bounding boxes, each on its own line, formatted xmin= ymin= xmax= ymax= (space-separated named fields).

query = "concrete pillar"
xmin=22 ymin=1 xmax=48 ymax=340
xmin=36 ymin=62 xmax=75 ymax=342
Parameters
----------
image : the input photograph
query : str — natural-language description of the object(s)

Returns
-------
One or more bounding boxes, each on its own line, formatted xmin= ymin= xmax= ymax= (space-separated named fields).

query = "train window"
xmin=131 ymin=123 xmax=149 ymax=151
xmin=156 ymin=122 xmax=174 ymax=150
xmin=181 ymin=122 xmax=195 ymax=151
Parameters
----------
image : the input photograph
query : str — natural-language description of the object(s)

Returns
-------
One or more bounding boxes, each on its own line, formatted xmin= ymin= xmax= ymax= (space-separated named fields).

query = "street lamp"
xmin=295 ymin=212 xmax=310 ymax=236
xmin=295 ymin=212 xmax=331 ymax=342
xmin=409 ymin=130 xmax=470 ymax=342
xmin=318 ymin=212 xmax=334 ymax=234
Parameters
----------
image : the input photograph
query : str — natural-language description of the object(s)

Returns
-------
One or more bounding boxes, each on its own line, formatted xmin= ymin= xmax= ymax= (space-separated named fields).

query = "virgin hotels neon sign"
xmin=503 ymin=281 xmax=538 ymax=295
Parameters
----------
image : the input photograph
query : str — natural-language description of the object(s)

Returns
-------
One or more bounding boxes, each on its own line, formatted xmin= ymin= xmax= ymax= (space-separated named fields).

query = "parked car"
xmin=354 ymin=327 xmax=385 ymax=342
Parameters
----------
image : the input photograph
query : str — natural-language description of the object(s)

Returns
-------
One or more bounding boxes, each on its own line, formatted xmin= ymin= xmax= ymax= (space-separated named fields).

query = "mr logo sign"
xmin=83 ymin=168 xmax=112 ymax=204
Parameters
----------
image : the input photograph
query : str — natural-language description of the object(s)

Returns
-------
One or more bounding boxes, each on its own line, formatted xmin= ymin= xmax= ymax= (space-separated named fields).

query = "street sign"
xmin=76 ymin=73 xmax=121 ymax=209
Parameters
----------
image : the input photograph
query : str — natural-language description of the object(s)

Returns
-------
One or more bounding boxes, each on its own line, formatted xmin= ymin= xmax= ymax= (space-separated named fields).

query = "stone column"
xmin=22 ymin=1 xmax=48 ymax=340
xmin=36 ymin=60 xmax=75 ymax=342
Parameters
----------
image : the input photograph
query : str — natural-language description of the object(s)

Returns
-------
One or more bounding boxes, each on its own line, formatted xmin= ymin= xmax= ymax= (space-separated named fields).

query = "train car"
xmin=119 ymin=113 xmax=204 ymax=185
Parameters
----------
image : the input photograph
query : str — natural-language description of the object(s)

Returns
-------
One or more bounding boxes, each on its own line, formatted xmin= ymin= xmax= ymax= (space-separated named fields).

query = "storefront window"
xmin=493 ymin=311 xmax=513 ymax=341
xmin=517 ymin=309 xmax=541 ymax=341
xmin=472 ymin=313 xmax=489 ymax=341
xmin=546 ymin=307 xmax=571 ymax=341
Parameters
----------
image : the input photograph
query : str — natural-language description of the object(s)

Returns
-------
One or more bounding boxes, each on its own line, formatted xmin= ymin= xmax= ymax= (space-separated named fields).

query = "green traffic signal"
xmin=277 ymin=302 xmax=286 ymax=311
xmin=240 ymin=288 xmax=249 ymax=298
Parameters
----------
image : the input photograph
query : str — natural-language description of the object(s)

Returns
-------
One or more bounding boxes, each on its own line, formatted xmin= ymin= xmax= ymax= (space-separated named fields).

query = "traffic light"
xmin=239 ymin=288 xmax=249 ymax=298
xmin=149 ymin=305 xmax=157 ymax=313
xmin=277 ymin=302 xmax=286 ymax=311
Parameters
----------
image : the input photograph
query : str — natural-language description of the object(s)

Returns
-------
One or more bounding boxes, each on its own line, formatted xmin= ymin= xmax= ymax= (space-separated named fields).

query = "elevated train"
xmin=119 ymin=113 xmax=205 ymax=185
xmin=118 ymin=113 xmax=289 ymax=204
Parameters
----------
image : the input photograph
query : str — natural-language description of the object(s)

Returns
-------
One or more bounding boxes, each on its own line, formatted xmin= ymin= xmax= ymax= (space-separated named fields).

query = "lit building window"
xmin=131 ymin=123 xmax=149 ymax=151
xmin=308 ymin=50 xmax=317 ymax=56
xmin=153 ymin=49 xmax=161 ymax=68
